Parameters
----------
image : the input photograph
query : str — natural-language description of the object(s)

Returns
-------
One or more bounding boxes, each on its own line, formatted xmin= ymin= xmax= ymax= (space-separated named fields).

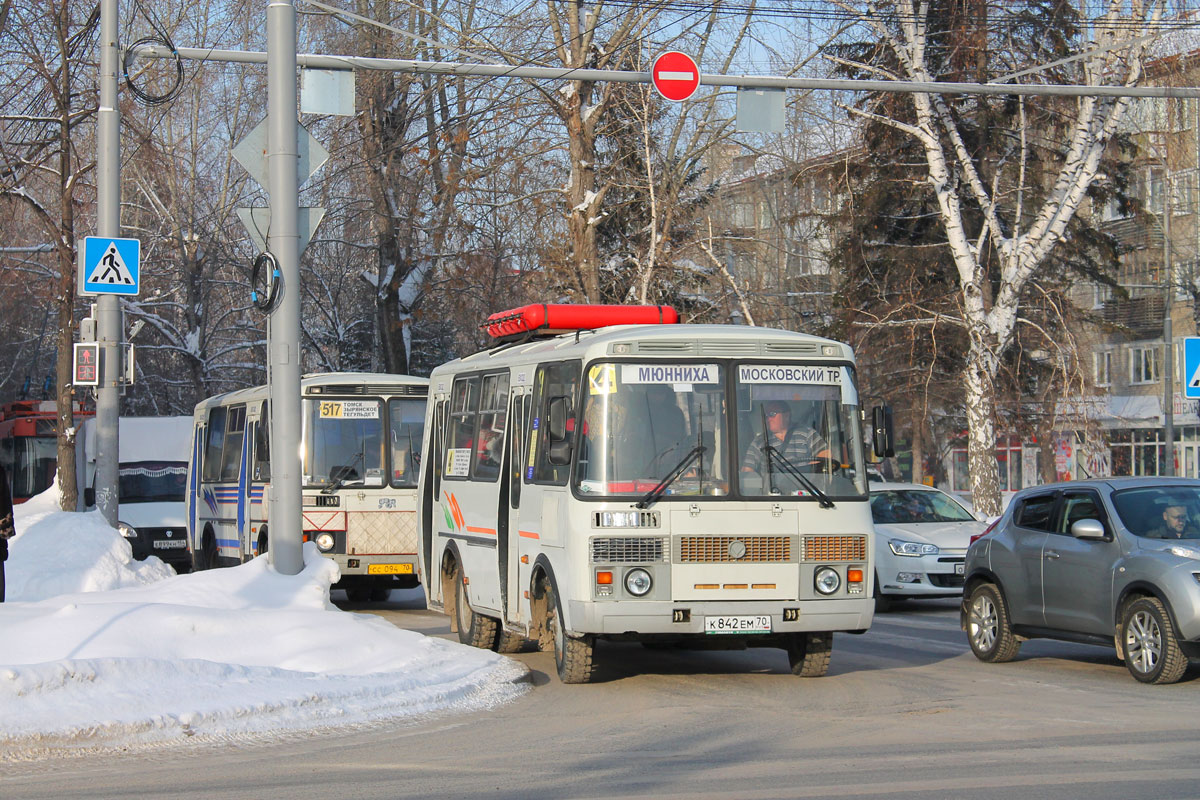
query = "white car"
xmin=870 ymin=483 xmax=987 ymax=611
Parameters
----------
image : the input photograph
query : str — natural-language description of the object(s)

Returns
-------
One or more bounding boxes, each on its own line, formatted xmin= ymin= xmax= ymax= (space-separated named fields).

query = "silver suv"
xmin=962 ymin=478 xmax=1200 ymax=684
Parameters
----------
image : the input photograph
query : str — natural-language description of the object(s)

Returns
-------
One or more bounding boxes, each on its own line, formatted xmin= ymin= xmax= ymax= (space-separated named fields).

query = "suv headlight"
xmin=1168 ymin=545 xmax=1200 ymax=560
xmin=117 ymin=522 xmax=138 ymax=539
xmin=889 ymin=538 xmax=939 ymax=557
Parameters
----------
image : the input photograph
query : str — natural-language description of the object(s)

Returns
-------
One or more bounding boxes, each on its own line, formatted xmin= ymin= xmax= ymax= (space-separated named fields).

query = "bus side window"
xmin=509 ymin=394 xmax=528 ymax=509
xmin=446 ymin=376 xmax=479 ymax=480
xmin=474 ymin=372 xmax=509 ymax=482
xmin=254 ymin=401 xmax=271 ymax=482
xmin=532 ymin=361 xmax=581 ymax=485
xmin=203 ymin=407 xmax=227 ymax=482
xmin=220 ymin=405 xmax=246 ymax=482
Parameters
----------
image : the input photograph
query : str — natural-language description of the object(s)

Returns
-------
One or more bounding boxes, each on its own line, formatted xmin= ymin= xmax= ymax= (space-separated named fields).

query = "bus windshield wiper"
xmin=635 ymin=445 xmax=705 ymax=509
xmin=765 ymin=445 xmax=835 ymax=508
xmin=322 ymin=450 xmax=364 ymax=495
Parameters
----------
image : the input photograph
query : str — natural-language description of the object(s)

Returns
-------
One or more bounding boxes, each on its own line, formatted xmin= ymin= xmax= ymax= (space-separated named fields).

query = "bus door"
xmin=248 ymin=401 xmax=270 ymax=555
xmin=515 ymin=361 xmax=580 ymax=621
xmin=423 ymin=395 xmax=446 ymax=596
xmin=188 ymin=421 xmax=204 ymax=550
xmin=501 ymin=378 xmax=532 ymax=623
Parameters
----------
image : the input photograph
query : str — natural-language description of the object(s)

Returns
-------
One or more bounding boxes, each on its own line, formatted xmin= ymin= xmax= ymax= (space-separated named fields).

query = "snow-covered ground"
xmin=1 ymin=488 xmax=527 ymax=761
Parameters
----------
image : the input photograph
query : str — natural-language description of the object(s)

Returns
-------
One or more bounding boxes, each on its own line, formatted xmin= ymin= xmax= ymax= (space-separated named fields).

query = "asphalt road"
xmin=6 ymin=591 xmax=1200 ymax=800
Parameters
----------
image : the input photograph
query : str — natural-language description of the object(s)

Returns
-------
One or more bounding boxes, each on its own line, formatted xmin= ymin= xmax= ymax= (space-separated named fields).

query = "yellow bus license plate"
xmin=367 ymin=563 xmax=413 ymax=575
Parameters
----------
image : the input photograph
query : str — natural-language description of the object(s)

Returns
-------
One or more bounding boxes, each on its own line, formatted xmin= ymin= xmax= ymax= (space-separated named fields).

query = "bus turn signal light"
xmin=847 ymin=569 xmax=864 ymax=583
xmin=596 ymin=571 xmax=613 ymax=585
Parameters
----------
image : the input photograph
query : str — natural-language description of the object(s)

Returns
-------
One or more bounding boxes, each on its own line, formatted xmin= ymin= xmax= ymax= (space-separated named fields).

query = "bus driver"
xmin=741 ymin=400 xmax=832 ymax=481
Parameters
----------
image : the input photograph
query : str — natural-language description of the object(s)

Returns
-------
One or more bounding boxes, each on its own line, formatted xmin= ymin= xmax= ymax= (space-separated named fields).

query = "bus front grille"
xmin=678 ymin=536 xmax=791 ymax=563
xmin=346 ymin=511 xmax=418 ymax=554
xmin=591 ymin=537 xmax=668 ymax=563
xmin=801 ymin=535 xmax=867 ymax=562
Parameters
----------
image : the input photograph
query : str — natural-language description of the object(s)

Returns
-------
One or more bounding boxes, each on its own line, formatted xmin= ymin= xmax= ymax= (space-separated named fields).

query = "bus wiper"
xmin=322 ymin=450 xmax=364 ymax=495
xmin=766 ymin=444 xmax=835 ymax=508
xmin=635 ymin=445 xmax=706 ymax=509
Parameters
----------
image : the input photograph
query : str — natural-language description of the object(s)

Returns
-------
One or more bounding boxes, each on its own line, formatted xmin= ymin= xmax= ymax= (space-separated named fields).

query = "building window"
xmin=1129 ymin=346 xmax=1160 ymax=385
xmin=1094 ymin=351 xmax=1112 ymax=387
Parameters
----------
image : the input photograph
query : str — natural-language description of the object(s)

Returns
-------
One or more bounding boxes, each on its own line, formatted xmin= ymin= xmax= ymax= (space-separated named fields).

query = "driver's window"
xmin=1057 ymin=492 xmax=1105 ymax=536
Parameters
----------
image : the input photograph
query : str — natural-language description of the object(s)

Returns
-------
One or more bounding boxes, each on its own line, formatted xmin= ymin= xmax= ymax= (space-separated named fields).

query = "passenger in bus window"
xmin=741 ymin=400 xmax=831 ymax=479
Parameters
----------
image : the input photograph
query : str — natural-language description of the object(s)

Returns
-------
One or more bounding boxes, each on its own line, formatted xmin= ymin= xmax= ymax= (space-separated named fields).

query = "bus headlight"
xmin=624 ymin=568 xmax=653 ymax=597
xmin=315 ymin=533 xmax=335 ymax=552
xmin=117 ymin=522 xmax=138 ymax=539
xmin=814 ymin=566 xmax=840 ymax=595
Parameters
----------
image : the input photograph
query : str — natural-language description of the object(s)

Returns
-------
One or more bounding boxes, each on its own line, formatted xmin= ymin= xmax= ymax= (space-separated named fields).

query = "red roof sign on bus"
xmin=651 ymin=51 xmax=701 ymax=102
xmin=482 ymin=304 xmax=679 ymax=340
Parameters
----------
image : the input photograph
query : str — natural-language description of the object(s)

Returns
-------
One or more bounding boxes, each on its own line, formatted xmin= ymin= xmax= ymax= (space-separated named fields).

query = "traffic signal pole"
xmin=95 ymin=0 xmax=121 ymax=526
xmin=266 ymin=0 xmax=304 ymax=576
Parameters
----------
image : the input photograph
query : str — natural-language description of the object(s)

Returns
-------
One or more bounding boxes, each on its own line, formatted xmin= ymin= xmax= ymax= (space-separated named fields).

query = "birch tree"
xmin=832 ymin=0 xmax=1163 ymax=514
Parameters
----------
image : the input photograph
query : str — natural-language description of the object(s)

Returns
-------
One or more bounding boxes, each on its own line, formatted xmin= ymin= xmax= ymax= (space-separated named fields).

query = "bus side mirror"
xmin=872 ymin=406 xmax=895 ymax=458
xmin=547 ymin=395 xmax=573 ymax=466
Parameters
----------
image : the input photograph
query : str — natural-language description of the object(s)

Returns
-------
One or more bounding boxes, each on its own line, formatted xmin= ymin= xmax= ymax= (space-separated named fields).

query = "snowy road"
xmin=7 ymin=594 xmax=1200 ymax=799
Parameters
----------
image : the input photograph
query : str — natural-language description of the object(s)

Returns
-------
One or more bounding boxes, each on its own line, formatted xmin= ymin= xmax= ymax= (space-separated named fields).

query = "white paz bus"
xmin=188 ymin=372 xmax=428 ymax=601
xmin=417 ymin=304 xmax=894 ymax=682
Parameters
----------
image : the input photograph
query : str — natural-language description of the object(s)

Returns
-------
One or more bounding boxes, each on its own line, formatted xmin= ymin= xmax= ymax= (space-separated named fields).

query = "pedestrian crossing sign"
xmin=80 ymin=236 xmax=140 ymax=296
xmin=1185 ymin=338 xmax=1200 ymax=399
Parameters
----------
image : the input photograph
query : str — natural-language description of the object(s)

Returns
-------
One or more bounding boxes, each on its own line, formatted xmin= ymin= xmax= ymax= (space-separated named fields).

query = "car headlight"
xmin=889 ymin=538 xmax=939 ymax=557
xmin=314 ymin=532 xmax=336 ymax=552
xmin=814 ymin=566 xmax=841 ymax=595
xmin=117 ymin=522 xmax=138 ymax=539
xmin=624 ymin=568 xmax=653 ymax=597
xmin=1168 ymin=545 xmax=1200 ymax=560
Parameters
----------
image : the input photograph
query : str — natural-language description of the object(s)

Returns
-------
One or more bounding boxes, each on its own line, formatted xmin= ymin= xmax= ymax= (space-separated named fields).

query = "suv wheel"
xmin=966 ymin=583 xmax=1021 ymax=663
xmin=1121 ymin=597 xmax=1188 ymax=685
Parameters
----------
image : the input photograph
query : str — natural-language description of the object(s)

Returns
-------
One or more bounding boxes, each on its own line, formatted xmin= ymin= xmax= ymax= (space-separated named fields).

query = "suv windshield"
xmin=734 ymin=364 xmax=867 ymax=499
xmin=1111 ymin=486 xmax=1200 ymax=539
xmin=574 ymin=363 xmax=728 ymax=498
xmin=304 ymin=398 xmax=385 ymax=489
xmin=118 ymin=461 xmax=188 ymax=503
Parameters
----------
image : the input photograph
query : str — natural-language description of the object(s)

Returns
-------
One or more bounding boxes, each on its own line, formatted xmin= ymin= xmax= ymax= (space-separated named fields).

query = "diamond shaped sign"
xmin=236 ymin=207 xmax=326 ymax=256
xmin=232 ymin=119 xmax=329 ymax=190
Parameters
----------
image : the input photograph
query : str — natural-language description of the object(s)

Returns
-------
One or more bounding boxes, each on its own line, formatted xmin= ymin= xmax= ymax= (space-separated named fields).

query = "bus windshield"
xmin=304 ymin=398 xmax=386 ymax=489
xmin=575 ymin=363 xmax=729 ymax=498
xmin=734 ymin=364 xmax=867 ymax=499
xmin=389 ymin=398 xmax=425 ymax=488
xmin=5 ymin=434 xmax=58 ymax=500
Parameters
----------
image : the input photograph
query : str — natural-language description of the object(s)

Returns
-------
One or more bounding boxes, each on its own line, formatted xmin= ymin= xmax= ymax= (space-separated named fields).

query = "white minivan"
xmin=77 ymin=416 xmax=194 ymax=573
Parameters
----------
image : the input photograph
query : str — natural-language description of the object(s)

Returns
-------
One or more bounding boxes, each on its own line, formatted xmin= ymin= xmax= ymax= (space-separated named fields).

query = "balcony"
xmin=1102 ymin=295 xmax=1165 ymax=339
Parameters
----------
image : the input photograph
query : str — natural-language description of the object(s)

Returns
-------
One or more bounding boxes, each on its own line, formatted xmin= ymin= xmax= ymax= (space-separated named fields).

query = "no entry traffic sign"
xmin=651 ymin=51 xmax=701 ymax=102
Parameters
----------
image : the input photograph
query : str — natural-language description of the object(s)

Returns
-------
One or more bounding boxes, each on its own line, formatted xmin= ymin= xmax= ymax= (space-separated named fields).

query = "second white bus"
xmin=188 ymin=372 xmax=428 ymax=601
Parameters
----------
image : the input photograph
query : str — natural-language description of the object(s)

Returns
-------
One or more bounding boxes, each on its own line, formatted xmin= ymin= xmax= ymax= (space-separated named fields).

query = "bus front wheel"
xmin=454 ymin=565 xmax=498 ymax=648
xmin=787 ymin=632 xmax=833 ymax=677
xmin=544 ymin=581 xmax=595 ymax=684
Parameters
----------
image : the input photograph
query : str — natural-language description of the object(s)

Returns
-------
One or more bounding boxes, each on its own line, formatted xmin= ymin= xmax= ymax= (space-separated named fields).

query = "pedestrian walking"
xmin=0 ymin=463 xmax=13 ymax=602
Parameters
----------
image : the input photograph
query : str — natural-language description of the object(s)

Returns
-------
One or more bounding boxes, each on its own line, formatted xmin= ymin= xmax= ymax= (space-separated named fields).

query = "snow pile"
xmin=1 ymin=500 xmax=527 ymax=759
xmin=7 ymin=490 xmax=176 ymax=602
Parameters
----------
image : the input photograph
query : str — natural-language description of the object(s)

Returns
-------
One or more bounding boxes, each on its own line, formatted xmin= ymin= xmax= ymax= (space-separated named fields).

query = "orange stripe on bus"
xmin=465 ymin=526 xmax=497 ymax=536
xmin=518 ymin=530 xmax=540 ymax=539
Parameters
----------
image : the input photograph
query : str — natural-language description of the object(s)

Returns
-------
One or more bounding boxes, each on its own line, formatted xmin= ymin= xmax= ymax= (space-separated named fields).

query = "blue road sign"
xmin=1185 ymin=338 xmax=1200 ymax=399
xmin=82 ymin=236 xmax=140 ymax=296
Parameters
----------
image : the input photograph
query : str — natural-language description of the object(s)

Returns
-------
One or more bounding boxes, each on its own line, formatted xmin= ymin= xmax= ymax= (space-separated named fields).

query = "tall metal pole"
xmin=95 ymin=0 xmax=121 ymax=525
xmin=1164 ymin=173 xmax=1175 ymax=477
xmin=267 ymin=0 xmax=303 ymax=575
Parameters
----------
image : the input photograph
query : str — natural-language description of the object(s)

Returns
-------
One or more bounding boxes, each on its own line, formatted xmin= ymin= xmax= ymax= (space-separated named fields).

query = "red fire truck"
xmin=0 ymin=399 xmax=94 ymax=503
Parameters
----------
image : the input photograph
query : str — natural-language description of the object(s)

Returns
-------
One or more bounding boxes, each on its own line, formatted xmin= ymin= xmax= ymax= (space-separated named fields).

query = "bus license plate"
xmin=153 ymin=540 xmax=188 ymax=549
xmin=704 ymin=615 xmax=771 ymax=635
xmin=367 ymin=563 xmax=414 ymax=575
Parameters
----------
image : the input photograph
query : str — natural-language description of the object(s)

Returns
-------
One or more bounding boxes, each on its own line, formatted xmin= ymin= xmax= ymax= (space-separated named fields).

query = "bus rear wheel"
xmin=545 ymin=581 xmax=595 ymax=684
xmin=454 ymin=565 xmax=498 ymax=648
